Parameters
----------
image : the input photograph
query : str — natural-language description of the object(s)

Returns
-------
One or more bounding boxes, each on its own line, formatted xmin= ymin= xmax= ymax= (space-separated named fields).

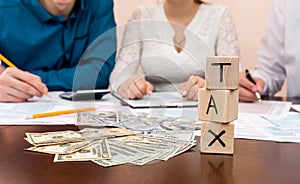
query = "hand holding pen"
xmin=239 ymin=69 xmax=265 ymax=102
xmin=245 ymin=69 xmax=262 ymax=101
xmin=0 ymin=54 xmax=48 ymax=102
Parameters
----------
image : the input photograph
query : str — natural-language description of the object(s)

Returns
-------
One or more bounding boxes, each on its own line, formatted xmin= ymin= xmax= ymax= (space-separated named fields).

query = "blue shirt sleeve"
xmin=30 ymin=0 xmax=116 ymax=91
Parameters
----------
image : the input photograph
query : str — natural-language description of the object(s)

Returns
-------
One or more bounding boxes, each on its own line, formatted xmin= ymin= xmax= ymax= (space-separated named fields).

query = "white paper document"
xmin=0 ymin=102 xmax=77 ymax=125
xmin=235 ymin=112 xmax=300 ymax=143
xmin=0 ymin=93 xmax=124 ymax=125
xmin=292 ymin=105 xmax=300 ymax=112
xmin=238 ymin=100 xmax=292 ymax=116
xmin=112 ymin=92 xmax=198 ymax=108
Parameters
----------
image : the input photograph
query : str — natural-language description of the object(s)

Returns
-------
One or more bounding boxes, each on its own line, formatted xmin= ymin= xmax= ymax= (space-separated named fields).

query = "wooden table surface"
xmin=1 ymin=97 xmax=300 ymax=184
xmin=1 ymin=124 xmax=300 ymax=184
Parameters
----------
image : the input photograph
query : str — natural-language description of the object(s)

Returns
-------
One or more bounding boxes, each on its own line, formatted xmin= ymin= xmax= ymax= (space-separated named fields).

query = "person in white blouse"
xmin=110 ymin=0 xmax=240 ymax=100
xmin=239 ymin=0 xmax=300 ymax=102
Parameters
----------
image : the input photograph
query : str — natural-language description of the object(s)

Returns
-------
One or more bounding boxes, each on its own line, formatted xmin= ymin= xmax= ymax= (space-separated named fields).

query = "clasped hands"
xmin=117 ymin=75 xmax=205 ymax=101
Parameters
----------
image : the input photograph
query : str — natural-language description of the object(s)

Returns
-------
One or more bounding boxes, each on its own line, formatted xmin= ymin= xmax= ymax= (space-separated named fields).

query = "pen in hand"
xmin=245 ymin=69 xmax=262 ymax=102
xmin=0 ymin=53 xmax=49 ymax=97
xmin=0 ymin=54 xmax=17 ymax=68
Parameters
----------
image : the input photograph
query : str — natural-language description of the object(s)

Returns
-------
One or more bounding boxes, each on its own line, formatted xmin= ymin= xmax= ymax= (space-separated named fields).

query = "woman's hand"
xmin=179 ymin=75 xmax=205 ymax=101
xmin=117 ymin=75 xmax=153 ymax=99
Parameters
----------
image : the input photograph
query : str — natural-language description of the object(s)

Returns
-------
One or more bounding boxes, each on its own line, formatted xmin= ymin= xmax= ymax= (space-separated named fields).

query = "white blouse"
xmin=110 ymin=4 xmax=240 ymax=92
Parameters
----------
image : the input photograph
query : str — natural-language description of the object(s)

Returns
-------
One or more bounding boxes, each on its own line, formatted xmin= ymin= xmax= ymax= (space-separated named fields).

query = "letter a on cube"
xmin=198 ymin=88 xmax=238 ymax=123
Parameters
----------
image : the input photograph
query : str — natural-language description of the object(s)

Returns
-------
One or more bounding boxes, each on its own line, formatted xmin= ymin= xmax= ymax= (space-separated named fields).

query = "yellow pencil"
xmin=26 ymin=107 xmax=96 ymax=119
xmin=0 ymin=54 xmax=17 ymax=68
xmin=0 ymin=53 xmax=49 ymax=96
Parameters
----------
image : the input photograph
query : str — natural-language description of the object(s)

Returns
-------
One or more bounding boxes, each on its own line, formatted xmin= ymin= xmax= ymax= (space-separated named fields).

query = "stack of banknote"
xmin=25 ymin=127 xmax=137 ymax=162
xmin=93 ymin=130 xmax=196 ymax=167
xmin=25 ymin=126 xmax=196 ymax=166
xmin=76 ymin=111 xmax=196 ymax=131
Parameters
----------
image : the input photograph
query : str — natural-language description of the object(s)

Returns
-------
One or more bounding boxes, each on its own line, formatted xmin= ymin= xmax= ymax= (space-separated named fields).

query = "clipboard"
xmin=59 ymin=89 xmax=110 ymax=101
xmin=111 ymin=92 xmax=198 ymax=108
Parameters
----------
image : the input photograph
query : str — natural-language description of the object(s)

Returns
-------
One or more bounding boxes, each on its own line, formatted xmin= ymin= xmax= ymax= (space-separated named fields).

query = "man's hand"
xmin=239 ymin=72 xmax=265 ymax=102
xmin=0 ymin=67 xmax=48 ymax=102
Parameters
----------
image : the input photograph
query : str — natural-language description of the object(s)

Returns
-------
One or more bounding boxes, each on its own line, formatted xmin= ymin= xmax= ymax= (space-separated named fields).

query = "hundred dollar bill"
xmin=125 ymin=144 xmax=162 ymax=165
xmin=25 ymin=130 xmax=85 ymax=146
xmin=108 ymin=142 xmax=143 ymax=159
xmin=92 ymin=142 xmax=143 ymax=167
xmin=77 ymin=111 xmax=119 ymax=126
xmin=26 ymin=141 xmax=93 ymax=155
xmin=92 ymin=158 xmax=122 ymax=167
xmin=53 ymin=139 xmax=111 ymax=162
xmin=108 ymin=141 xmax=160 ymax=165
xmin=110 ymin=136 xmax=181 ymax=163
xmin=172 ymin=143 xmax=196 ymax=157
xmin=132 ymin=142 xmax=179 ymax=161
xmin=79 ymin=127 xmax=138 ymax=141
xmin=144 ymin=130 xmax=196 ymax=143
xmin=99 ymin=139 xmax=111 ymax=159
xmin=120 ymin=113 xmax=167 ymax=131
xmin=159 ymin=117 xmax=196 ymax=131
xmin=77 ymin=111 xmax=196 ymax=132
xmin=112 ymin=136 xmax=184 ymax=161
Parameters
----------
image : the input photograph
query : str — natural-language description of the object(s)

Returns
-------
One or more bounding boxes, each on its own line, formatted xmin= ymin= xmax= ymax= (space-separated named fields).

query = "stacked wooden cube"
xmin=198 ymin=56 xmax=239 ymax=154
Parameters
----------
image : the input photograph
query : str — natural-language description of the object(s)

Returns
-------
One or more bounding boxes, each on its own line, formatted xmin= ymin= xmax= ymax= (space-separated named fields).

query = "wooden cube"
xmin=198 ymin=88 xmax=238 ymax=123
xmin=205 ymin=56 xmax=239 ymax=90
xmin=200 ymin=121 xmax=234 ymax=154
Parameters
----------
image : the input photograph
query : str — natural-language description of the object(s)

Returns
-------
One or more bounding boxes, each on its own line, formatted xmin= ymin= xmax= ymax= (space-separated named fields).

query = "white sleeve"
xmin=109 ymin=9 xmax=143 ymax=91
xmin=253 ymin=0 xmax=286 ymax=96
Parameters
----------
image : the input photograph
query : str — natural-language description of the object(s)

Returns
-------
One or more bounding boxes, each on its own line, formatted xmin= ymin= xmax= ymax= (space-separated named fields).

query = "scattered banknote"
xmin=77 ymin=111 xmax=196 ymax=132
xmin=54 ymin=139 xmax=111 ymax=162
xmin=26 ymin=141 xmax=93 ymax=154
xmin=79 ymin=127 xmax=139 ymax=141
xmin=25 ymin=130 xmax=85 ymax=146
xmin=77 ymin=111 xmax=121 ymax=126
xmin=25 ymin=111 xmax=196 ymax=166
xmin=92 ymin=131 xmax=196 ymax=167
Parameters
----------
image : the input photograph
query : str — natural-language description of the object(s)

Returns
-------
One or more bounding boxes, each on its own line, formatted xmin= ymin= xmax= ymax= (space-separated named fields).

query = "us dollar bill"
xmin=26 ymin=141 xmax=93 ymax=154
xmin=25 ymin=130 xmax=85 ymax=146
xmin=53 ymin=139 xmax=111 ymax=162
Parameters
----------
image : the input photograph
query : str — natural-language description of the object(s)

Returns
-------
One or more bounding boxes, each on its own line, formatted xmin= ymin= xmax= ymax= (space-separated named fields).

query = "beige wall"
xmin=114 ymin=0 xmax=286 ymax=96
xmin=114 ymin=0 xmax=156 ymax=25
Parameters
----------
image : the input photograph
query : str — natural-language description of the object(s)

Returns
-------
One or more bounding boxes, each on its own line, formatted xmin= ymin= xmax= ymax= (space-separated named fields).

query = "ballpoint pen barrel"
xmin=245 ymin=69 xmax=262 ymax=101
xmin=255 ymin=92 xmax=262 ymax=102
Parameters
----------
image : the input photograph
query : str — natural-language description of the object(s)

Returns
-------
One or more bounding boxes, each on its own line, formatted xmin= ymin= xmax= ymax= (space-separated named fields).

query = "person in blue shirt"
xmin=0 ymin=0 xmax=116 ymax=102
